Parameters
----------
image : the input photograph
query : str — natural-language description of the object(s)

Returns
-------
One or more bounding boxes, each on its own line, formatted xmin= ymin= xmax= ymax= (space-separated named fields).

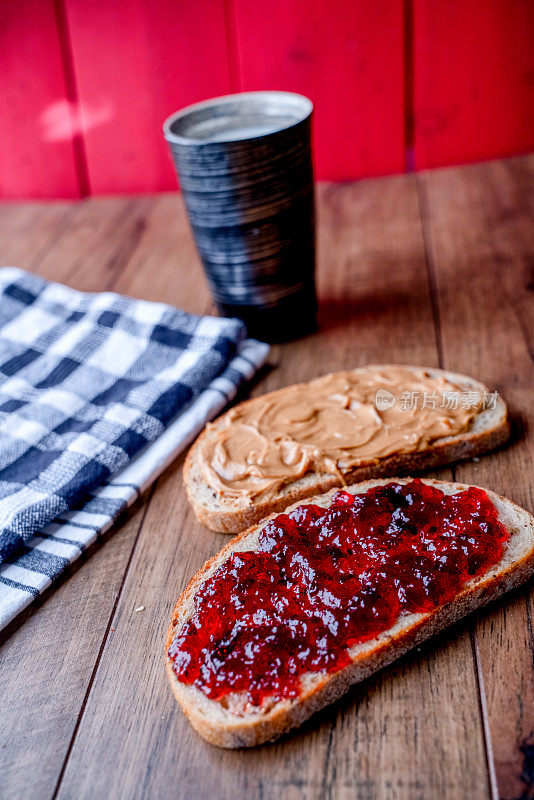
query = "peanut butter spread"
xmin=197 ymin=367 xmax=483 ymax=504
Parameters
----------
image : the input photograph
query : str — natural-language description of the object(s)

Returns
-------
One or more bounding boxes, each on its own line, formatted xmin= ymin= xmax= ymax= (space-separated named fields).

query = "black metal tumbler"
xmin=163 ymin=91 xmax=316 ymax=342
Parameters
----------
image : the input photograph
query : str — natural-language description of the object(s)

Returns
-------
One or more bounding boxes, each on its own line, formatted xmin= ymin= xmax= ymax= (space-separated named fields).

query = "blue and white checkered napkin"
xmin=0 ymin=267 xmax=269 ymax=631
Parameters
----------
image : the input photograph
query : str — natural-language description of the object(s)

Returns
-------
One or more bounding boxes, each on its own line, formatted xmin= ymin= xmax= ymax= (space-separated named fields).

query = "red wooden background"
xmin=1 ymin=0 xmax=534 ymax=199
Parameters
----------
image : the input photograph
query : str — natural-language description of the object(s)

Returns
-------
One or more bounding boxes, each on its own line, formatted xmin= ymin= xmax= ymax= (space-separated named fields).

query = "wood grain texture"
xmin=31 ymin=196 xmax=155 ymax=288
xmin=231 ymin=0 xmax=405 ymax=181
xmin=0 ymin=191 xmax=212 ymax=800
xmin=54 ymin=175 xmax=488 ymax=800
xmin=0 ymin=506 xmax=145 ymax=800
xmin=418 ymin=155 xmax=534 ymax=800
xmin=0 ymin=203 xmax=74 ymax=267
xmin=1 ymin=158 xmax=532 ymax=799
xmin=414 ymin=0 xmax=534 ymax=169
xmin=0 ymin=197 xmax=158 ymax=799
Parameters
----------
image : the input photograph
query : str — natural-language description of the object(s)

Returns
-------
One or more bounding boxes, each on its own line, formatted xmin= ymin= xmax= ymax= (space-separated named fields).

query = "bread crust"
xmin=166 ymin=477 xmax=534 ymax=748
xmin=183 ymin=366 xmax=510 ymax=534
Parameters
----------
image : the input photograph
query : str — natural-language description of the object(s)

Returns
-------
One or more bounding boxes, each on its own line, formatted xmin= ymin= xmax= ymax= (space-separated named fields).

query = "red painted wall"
xmin=1 ymin=0 xmax=533 ymax=198
xmin=0 ymin=0 xmax=80 ymax=198
xmin=230 ymin=0 xmax=405 ymax=180
xmin=64 ymin=0 xmax=232 ymax=195
xmin=414 ymin=0 xmax=534 ymax=168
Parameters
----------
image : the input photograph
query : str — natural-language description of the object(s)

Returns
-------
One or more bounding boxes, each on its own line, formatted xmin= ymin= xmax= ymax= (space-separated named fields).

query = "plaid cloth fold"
xmin=0 ymin=268 xmax=269 ymax=630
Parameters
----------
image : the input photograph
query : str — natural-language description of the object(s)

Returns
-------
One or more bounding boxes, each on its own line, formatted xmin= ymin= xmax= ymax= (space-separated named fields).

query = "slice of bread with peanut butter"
xmin=184 ymin=365 xmax=509 ymax=533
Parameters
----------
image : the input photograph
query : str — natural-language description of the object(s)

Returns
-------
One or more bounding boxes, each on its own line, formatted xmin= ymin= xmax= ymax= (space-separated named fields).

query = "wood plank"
xmin=63 ymin=0 xmax=232 ymax=194
xmin=105 ymin=194 xmax=212 ymax=311
xmin=34 ymin=193 xmax=212 ymax=310
xmin=20 ymin=193 xmax=210 ymax=307
xmin=0 ymin=203 xmax=74 ymax=267
xmin=0 ymin=506 xmax=146 ymax=800
xmin=32 ymin=195 xmax=161 ymax=290
xmin=484 ymin=157 xmax=534 ymax=355
xmin=232 ymin=0 xmax=405 ymax=180
xmin=0 ymin=192 xmax=215 ymax=800
xmin=0 ymin=198 xmax=148 ymax=800
xmin=55 ymin=176 xmax=490 ymax=800
xmin=413 ymin=0 xmax=534 ymax=168
xmin=0 ymin=196 xmax=172 ymax=796
xmin=417 ymin=154 xmax=534 ymax=800
xmin=0 ymin=1 xmax=81 ymax=199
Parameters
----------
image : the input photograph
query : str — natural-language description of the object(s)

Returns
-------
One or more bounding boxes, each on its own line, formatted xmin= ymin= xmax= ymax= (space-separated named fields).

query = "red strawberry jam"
xmin=169 ymin=480 xmax=508 ymax=706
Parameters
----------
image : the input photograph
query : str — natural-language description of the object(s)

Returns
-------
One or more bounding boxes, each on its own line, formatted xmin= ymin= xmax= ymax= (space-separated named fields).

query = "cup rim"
xmin=162 ymin=90 xmax=313 ymax=146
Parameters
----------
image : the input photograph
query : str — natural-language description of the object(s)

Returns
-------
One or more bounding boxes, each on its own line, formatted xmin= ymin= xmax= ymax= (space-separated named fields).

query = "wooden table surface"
xmin=0 ymin=156 xmax=533 ymax=800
